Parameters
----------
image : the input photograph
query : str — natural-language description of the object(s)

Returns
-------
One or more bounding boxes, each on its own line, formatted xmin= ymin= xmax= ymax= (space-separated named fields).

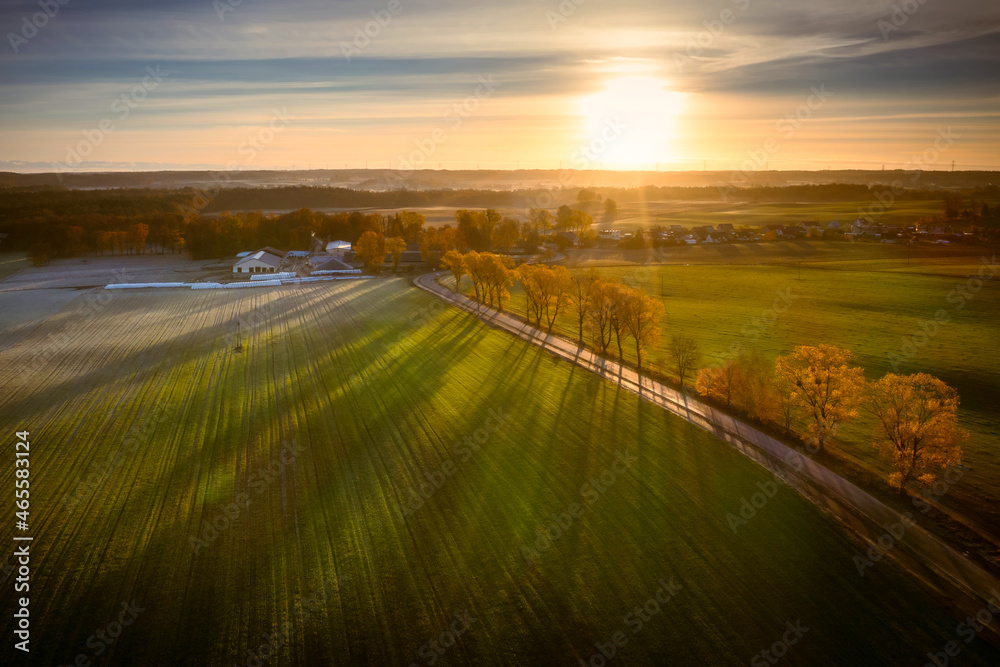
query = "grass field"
xmin=503 ymin=245 xmax=1000 ymax=544
xmin=566 ymin=238 xmax=991 ymax=267
xmin=602 ymin=200 xmax=951 ymax=231
xmin=1 ymin=279 xmax=998 ymax=665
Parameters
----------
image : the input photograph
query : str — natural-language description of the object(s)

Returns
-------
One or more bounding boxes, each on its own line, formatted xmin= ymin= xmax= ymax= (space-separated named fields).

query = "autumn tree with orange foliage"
xmin=775 ymin=345 xmax=865 ymax=451
xmin=588 ymin=279 xmax=616 ymax=355
xmin=463 ymin=251 xmax=486 ymax=307
xmin=620 ymin=287 xmax=664 ymax=374
xmin=130 ymin=223 xmax=149 ymax=255
xmin=464 ymin=252 xmax=514 ymax=312
xmin=537 ymin=265 xmax=571 ymax=331
xmin=419 ymin=226 xmax=460 ymax=268
xmin=570 ymin=269 xmax=600 ymax=345
xmin=440 ymin=250 xmax=466 ymax=291
xmin=481 ymin=253 xmax=515 ymax=313
xmin=736 ymin=349 xmax=782 ymax=423
xmin=354 ymin=231 xmax=385 ymax=272
xmin=490 ymin=217 xmax=521 ymax=253
xmin=865 ymin=373 xmax=967 ymax=492
xmin=695 ymin=359 xmax=745 ymax=407
xmin=516 ymin=264 xmax=546 ymax=327
xmin=385 ymin=236 xmax=406 ymax=272
xmin=606 ymin=281 xmax=631 ymax=362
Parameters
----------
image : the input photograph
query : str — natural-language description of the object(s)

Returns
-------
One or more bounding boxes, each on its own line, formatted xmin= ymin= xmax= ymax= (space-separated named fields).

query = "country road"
xmin=413 ymin=269 xmax=1000 ymax=648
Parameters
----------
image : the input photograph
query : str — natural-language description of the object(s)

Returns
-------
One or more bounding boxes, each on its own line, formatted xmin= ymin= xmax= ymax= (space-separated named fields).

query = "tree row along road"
xmin=413 ymin=270 xmax=1000 ymax=648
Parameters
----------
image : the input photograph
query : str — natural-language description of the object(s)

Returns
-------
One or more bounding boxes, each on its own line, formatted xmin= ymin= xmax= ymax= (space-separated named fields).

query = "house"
xmin=233 ymin=250 xmax=283 ymax=275
xmin=683 ymin=234 xmax=699 ymax=245
xmin=826 ymin=221 xmax=841 ymax=230
xmin=286 ymin=250 xmax=310 ymax=258
xmin=715 ymin=223 xmax=735 ymax=233
xmin=326 ymin=240 xmax=352 ymax=258
xmin=763 ymin=224 xmax=785 ymax=237
xmin=598 ymin=229 xmax=621 ymax=241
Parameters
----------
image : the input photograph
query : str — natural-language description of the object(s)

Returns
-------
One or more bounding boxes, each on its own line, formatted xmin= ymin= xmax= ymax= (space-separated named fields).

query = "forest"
xmin=1 ymin=182 xmax=997 ymax=260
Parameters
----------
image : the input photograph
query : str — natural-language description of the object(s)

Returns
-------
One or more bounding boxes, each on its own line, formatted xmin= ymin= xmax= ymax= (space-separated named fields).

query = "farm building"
xmin=312 ymin=257 xmax=357 ymax=274
xmin=259 ymin=246 xmax=287 ymax=258
xmin=233 ymin=250 xmax=283 ymax=274
xmin=326 ymin=241 xmax=352 ymax=258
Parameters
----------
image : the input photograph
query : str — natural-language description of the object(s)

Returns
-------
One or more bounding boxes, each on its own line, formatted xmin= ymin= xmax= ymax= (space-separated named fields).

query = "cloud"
xmin=0 ymin=0 xmax=998 ymax=168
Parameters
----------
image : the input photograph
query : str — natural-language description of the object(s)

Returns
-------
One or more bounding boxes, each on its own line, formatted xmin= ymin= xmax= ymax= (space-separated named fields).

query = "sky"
xmin=0 ymin=0 xmax=998 ymax=173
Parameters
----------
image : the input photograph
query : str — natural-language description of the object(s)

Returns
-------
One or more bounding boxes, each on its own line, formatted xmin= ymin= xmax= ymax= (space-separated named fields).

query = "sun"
xmin=577 ymin=76 xmax=685 ymax=169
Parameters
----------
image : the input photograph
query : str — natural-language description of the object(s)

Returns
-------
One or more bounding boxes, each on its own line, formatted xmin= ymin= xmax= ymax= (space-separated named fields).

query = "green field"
xmin=565 ymin=238 xmax=995 ymax=271
xmin=1 ymin=279 xmax=998 ymax=665
xmin=503 ymin=245 xmax=1000 ymax=544
xmin=607 ymin=200 xmax=950 ymax=230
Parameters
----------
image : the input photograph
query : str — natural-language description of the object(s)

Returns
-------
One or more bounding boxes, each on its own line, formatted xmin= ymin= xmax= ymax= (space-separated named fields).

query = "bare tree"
xmin=668 ymin=335 xmax=701 ymax=392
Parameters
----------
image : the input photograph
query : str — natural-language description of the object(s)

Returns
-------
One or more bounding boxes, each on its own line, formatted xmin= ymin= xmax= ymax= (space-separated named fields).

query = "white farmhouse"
xmin=233 ymin=250 xmax=283 ymax=275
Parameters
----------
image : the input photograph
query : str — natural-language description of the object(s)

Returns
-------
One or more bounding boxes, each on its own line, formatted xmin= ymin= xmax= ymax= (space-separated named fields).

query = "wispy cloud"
xmin=1 ymin=0 xmax=998 ymax=170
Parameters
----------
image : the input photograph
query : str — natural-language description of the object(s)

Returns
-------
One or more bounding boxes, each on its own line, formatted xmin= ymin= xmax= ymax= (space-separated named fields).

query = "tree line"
xmin=694 ymin=344 xmax=965 ymax=493
xmin=438 ymin=257 xmax=665 ymax=375
xmin=431 ymin=256 xmax=967 ymax=495
xmin=2 ymin=197 xmax=596 ymax=262
xmin=3 ymin=181 xmax=996 ymax=220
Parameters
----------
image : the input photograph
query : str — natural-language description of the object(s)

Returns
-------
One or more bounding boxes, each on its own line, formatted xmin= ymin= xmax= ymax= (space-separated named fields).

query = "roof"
xmin=326 ymin=240 xmax=352 ymax=252
xmin=313 ymin=257 xmax=354 ymax=272
xmin=286 ymin=250 xmax=310 ymax=257
xmin=259 ymin=246 xmax=286 ymax=257
xmin=235 ymin=250 xmax=282 ymax=268
xmin=386 ymin=250 xmax=424 ymax=263
xmin=235 ymin=251 xmax=251 ymax=258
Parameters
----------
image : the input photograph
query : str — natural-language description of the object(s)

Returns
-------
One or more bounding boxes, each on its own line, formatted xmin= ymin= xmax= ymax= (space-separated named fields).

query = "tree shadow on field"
xmin=0 ymin=285 xmax=333 ymax=420
xmin=23 ymin=293 xmax=509 ymax=665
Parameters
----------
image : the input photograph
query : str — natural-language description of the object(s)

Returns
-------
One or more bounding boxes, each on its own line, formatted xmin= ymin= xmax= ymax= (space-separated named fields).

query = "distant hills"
xmin=0 ymin=168 xmax=997 ymax=192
